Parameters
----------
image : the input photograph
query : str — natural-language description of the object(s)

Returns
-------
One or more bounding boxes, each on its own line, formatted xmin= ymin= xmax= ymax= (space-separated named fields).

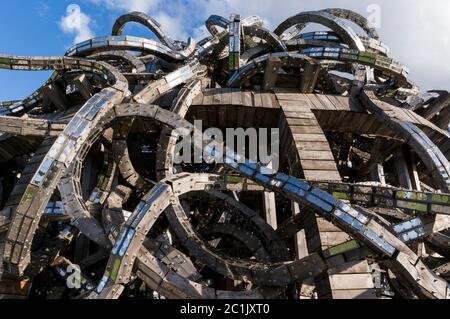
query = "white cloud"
xmin=193 ymin=25 xmax=209 ymax=42
xmin=60 ymin=4 xmax=95 ymax=44
xmin=87 ymin=0 xmax=158 ymax=13
xmin=203 ymin=0 xmax=450 ymax=92
xmin=153 ymin=12 xmax=189 ymax=40
xmin=86 ymin=0 xmax=450 ymax=91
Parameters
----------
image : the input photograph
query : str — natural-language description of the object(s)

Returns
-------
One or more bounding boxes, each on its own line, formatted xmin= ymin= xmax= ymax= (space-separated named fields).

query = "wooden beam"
xmin=73 ymin=74 xmax=94 ymax=100
xmin=42 ymin=83 xmax=68 ymax=111
xmin=299 ymin=60 xmax=320 ymax=93
xmin=262 ymin=56 xmax=281 ymax=91
xmin=371 ymin=164 xmax=386 ymax=185
xmin=292 ymin=202 xmax=308 ymax=258
xmin=263 ymin=191 xmax=277 ymax=229
xmin=394 ymin=145 xmax=421 ymax=191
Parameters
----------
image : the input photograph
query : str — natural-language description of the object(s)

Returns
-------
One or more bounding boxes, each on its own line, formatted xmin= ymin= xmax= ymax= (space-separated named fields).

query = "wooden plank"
xmin=299 ymin=60 xmax=320 ymax=93
xmin=320 ymin=232 xmax=352 ymax=247
xmin=304 ymin=170 xmax=341 ymax=181
xmin=295 ymin=141 xmax=332 ymax=151
xmin=262 ymin=56 xmax=281 ymax=91
xmin=212 ymin=89 xmax=222 ymax=104
xmin=365 ymin=115 xmax=386 ymax=134
xmin=398 ymin=108 xmax=419 ymax=123
xmin=328 ymin=260 xmax=371 ymax=275
xmin=292 ymin=203 xmax=309 ymax=259
xmin=269 ymin=93 xmax=280 ymax=108
xmin=275 ymin=92 xmax=305 ymax=101
xmin=297 ymin=150 xmax=335 ymax=160
xmin=261 ymin=92 xmax=273 ymax=108
xmin=324 ymin=95 xmax=344 ymax=110
xmin=424 ymin=214 xmax=450 ymax=234
xmin=300 ymin=160 xmax=339 ymax=170
xmin=293 ymin=134 xmax=328 ymax=142
xmin=222 ymin=88 xmax=232 ymax=105
xmin=313 ymin=110 xmax=333 ymax=130
xmin=317 ymin=218 xmax=343 ymax=232
xmin=329 ymin=112 xmax=360 ymax=132
xmin=290 ymin=126 xmax=324 ymax=134
xmin=329 ymin=95 xmax=350 ymax=110
xmin=322 ymin=111 xmax=349 ymax=131
xmin=263 ymin=192 xmax=278 ymax=229
xmin=231 ymin=89 xmax=243 ymax=105
xmin=202 ymin=89 xmax=214 ymax=105
xmin=242 ymin=91 xmax=252 ymax=107
xmin=283 ymin=111 xmax=316 ymax=119
xmin=280 ymin=105 xmax=312 ymax=113
xmin=305 ymin=94 xmax=324 ymax=110
xmin=286 ymin=118 xmax=318 ymax=126
xmin=253 ymin=91 xmax=263 ymax=107
xmin=329 ymin=273 xmax=375 ymax=290
xmin=316 ymin=94 xmax=338 ymax=111
xmin=279 ymin=99 xmax=312 ymax=108
xmin=332 ymin=289 xmax=377 ymax=299
xmin=42 ymin=84 xmax=68 ymax=111
xmin=353 ymin=114 xmax=378 ymax=133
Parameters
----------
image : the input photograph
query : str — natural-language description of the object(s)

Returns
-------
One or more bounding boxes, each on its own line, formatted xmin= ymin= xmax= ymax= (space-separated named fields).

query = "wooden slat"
xmin=329 ymin=274 xmax=375 ymax=290
xmin=305 ymin=94 xmax=324 ymax=110
xmin=292 ymin=134 xmax=328 ymax=142
xmin=192 ymin=92 xmax=203 ymax=105
xmin=275 ymin=92 xmax=306 ymax=101
xmin=320 ymin=232 xmax=352 ymax=247
xmin=297 ymin=150 xmax=335 ymax=160
xmin=202 ymin=89 xmax=214 ymax=105
xmin=324 ymin=95 xmax=344 ymax=110
xmin=296 ymin=141 xmax=333 ymax=151
xmin=332 ymin=289 xmax=377 ymax=299
xmin=222 ymin=88 xmax=232 ymax=105
xmin=253 ymin=91 xmax=263 ymax=108
xmin=286 ymin=118 xmax=318 ymax=126
xmin=317 ymin=218 xmax=343 ymax=232
xmin=304 ymin=170 xmax=341 ymax=181
xmin=212 ymin=89 xmax=222 ymax=104
xmin=290 ymin=126 xmax=324 ymax=134
xmin=316 ymin=94 xmax=338 ymax=111
xmin=299 ymin=160 xmax=339 ymax=170
xmin=231 ymin=89 xmax=243 ymax=105
xmin=328 ymin=260 xmax=371 ymax=275
xmin=283 ymin=111 xmax=316 ymax=119
xmin=261 ymin=92 xmax=273 ymax=108
xmin=242 ymin=91 xmax=252 ymax=107
xmin=262 ymin=56 xmax=281 ymax=91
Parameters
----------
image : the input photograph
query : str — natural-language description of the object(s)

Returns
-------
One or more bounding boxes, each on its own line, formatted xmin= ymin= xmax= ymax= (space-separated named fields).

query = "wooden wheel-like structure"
xmin=0 ymin=8 xmax=449 ymax=299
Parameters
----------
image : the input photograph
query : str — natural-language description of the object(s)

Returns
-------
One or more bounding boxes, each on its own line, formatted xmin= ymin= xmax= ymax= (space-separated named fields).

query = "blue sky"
xmin=1 ymin=0 xmax=450 ymax=101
